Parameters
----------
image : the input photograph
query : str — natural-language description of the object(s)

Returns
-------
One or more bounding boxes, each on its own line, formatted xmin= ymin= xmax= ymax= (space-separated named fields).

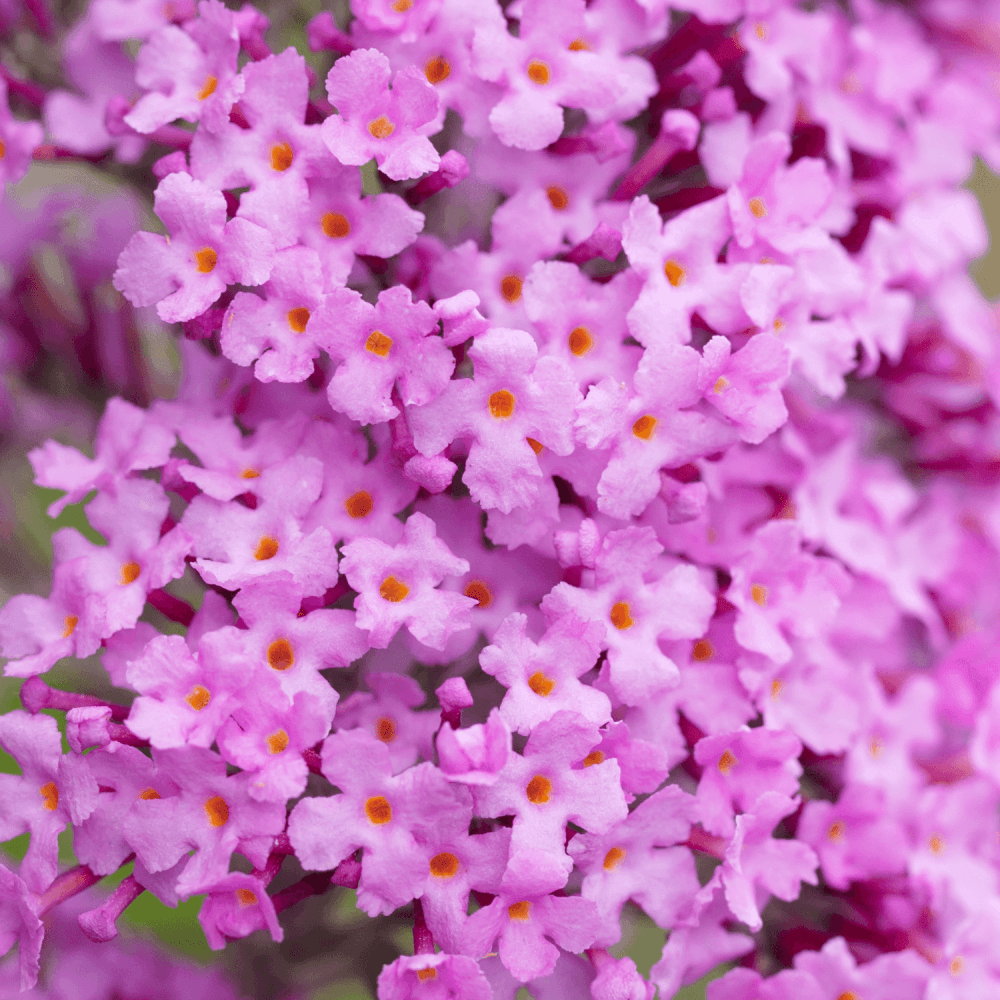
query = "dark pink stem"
xmin=147 ymin=588 xmax=195 ymax=627
xmin=21 ymin=676 xmax=129 ymax=723
xmin=612 ymin=110 xmax=700 ymax=202
xmin=563 ymin=222 xmax=623 ymax=265
xmin=407 ymin=151 xmax=470 ymax=205
xmin=78 ymin=874 xmax=144 ymax=942
xmin=36 ymin=866 xmax=102 ymax=918
xmin=0 ymin=66 xmax=46 ymax=106
xmin=682 ymin=825 xmax=727 ymax=859
xmin=23 ymin=0 xmax=54 ymax=38
xmin=412 ymin=898 xmax=435 ymax=955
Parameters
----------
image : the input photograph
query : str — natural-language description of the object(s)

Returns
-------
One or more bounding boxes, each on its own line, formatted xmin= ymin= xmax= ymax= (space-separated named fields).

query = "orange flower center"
xmin=375 ymin=716 xmax=397 ymax=742
xmin=379 ymin=576 xmax=409 ymax=602
xmin=603 ymin=846 xmax=626 ymax=870
xmin=40 ymin=782 xmax=58 ymax=811
xmin=62 ymin=615 xmax=78 ymax=638
xmin=664 ymin=259 xmax=686 ymax=286
xmin=749 ymin=196 xmax=767 ymax=218
xmin=267 ymin=730 xmax=289 ymax=754
xmin=464 ymin=580 xmax=493 ymax=607
xmin=546 ymin=185 xmax=569 ymax=210
xmin=568 ymin=326 xmax=593 ymax=355
xmin=241 ymin=468 xmax=260 ymax=479
xmin=365 ymin=330 xmax=393 ymax=357
xmin=185 ymin=684 xmax=211 ymax=711
xmin=255 ymin=536 xmax=279 ymax=561
xmin=417 ymin=969 xmax=437 ymax=981
xmin=500 ymin=274 xmax=523 ymax=302
xmin=197 ymin=75 xmax=217 ymax=101
xmin=632 ymin=414 xmax=656 ymax=439
xmin=270 ymin=142 xmax=294 ymax=171
xmin=718 ymin=749 xmax=738 ymax=775
xmin=610 ymin=601 xmax=634 ymax=630
xmin=526 ymin=437 xmax=544 ymax=454
xmin=828 ymin=820 xmax=846 ymax=841
xmin=527 ymin=60 xmax=550 ymax=84
xmin=120 ymin=561 xmax=141 ymax=585
xmin=583 ymin=750 xmax=604 ymax=767
xmin=526 ymin=774 xmax=551 ymax=804
xmin=528 ymin=671 xmax=555 ymax=696
xmin=425 ymin=56 xmax=451 ymax=84
xmin=929 ymin=833 xmax=945 ymax=855
xmin=194 ymin=247 xmax=217 ymax=273
xmin=204 ymin=796 xmax=229 ymax=827
xmin=751 ymin=583 xmax=768 ymax=606
xmin=365 ymin=795 xmax=392 ymax=824
xmin=429 ymin=852 xmax=459 ymax=878
xmin=345 ymin=490 xmax=374 ymax=518
xmin=488 ymin=390 xmax=515 ymax=418
xmin=236 ymin=888 xmax=258 ymax=906
xmin=692 ymin=638 xmax=713 ymax=661
xmin=268 ymin=637 xmax=294 ymax=671
xmin=322 ymin=212 xmax=351 ymax=238
xmin=368 ymin=115 xmax=395 ymax=140
xmin=508 ymin=900 xmax=531 ymax=920
xmin=139 ymin=787 xmax=160 ymax=800
xmin=287 ymin=307 xmax=310 ymax=333
xmin=713 ymin=376 xmax=729 ymax=394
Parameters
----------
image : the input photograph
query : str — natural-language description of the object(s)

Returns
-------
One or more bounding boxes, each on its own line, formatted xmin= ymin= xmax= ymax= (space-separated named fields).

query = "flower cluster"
xmin=3 ymin=0 xmax=1000 ymax=997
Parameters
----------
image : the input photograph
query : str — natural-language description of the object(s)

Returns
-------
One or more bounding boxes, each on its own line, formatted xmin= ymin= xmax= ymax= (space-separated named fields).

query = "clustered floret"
xmin=2 ymin=0 xmax=1000 ymax=997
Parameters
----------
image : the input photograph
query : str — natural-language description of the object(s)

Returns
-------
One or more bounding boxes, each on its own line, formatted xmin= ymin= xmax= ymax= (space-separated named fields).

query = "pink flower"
xmin=569 ymin=785 xmax=700 ymax=945
xmin=720 ymin=791 xmax=818 ymax=932
xmin=377 ymin=952 xmax=492 ymax=1000
xmin=474 ymin=710 xmax=627 ymax=860
xmin=693 ymin=727 xmax=803 ymax=838
xmin=0 ymin=78 xmax=44 ymax=187
xmin=114 ymin=171 xmax=275 ymax=324
xmin=125 ymin=0 xmax=244 ymax=135
xmin=123 ymin=746 xmax=285 ymax=897
xmin=462 ymin=847 xmax=601 ymax=982
xmin=340 ymin=511 xmax=475 ymax=650
xmin=314 ymin=284 xmax=452 ymax=425
xmin=124 ymin=631 xmax=249 ymax=750
xmin=221 ymin=246 xmax=329 ymax=383
xmin=288 ymin=728 xmax=465 ymax=916
xmin=0 ymin=712 xmax=70 ymax=892
xmin=0 ymin=862 xmax=44 ymax=990
xmin=479 ymin=611 xmax=611 ymax=734
xmin=409 ymin=327 xmax=581 ymax=513
xmin=543 ymin=526 xmax=716 ymax=704
xmin=322 ymin=48 xmax=441 ymax=181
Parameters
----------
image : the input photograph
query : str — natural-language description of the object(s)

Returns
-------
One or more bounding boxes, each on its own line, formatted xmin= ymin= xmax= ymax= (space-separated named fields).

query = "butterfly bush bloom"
xmin=8 ymin=0 xmax=1000 ymax=996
